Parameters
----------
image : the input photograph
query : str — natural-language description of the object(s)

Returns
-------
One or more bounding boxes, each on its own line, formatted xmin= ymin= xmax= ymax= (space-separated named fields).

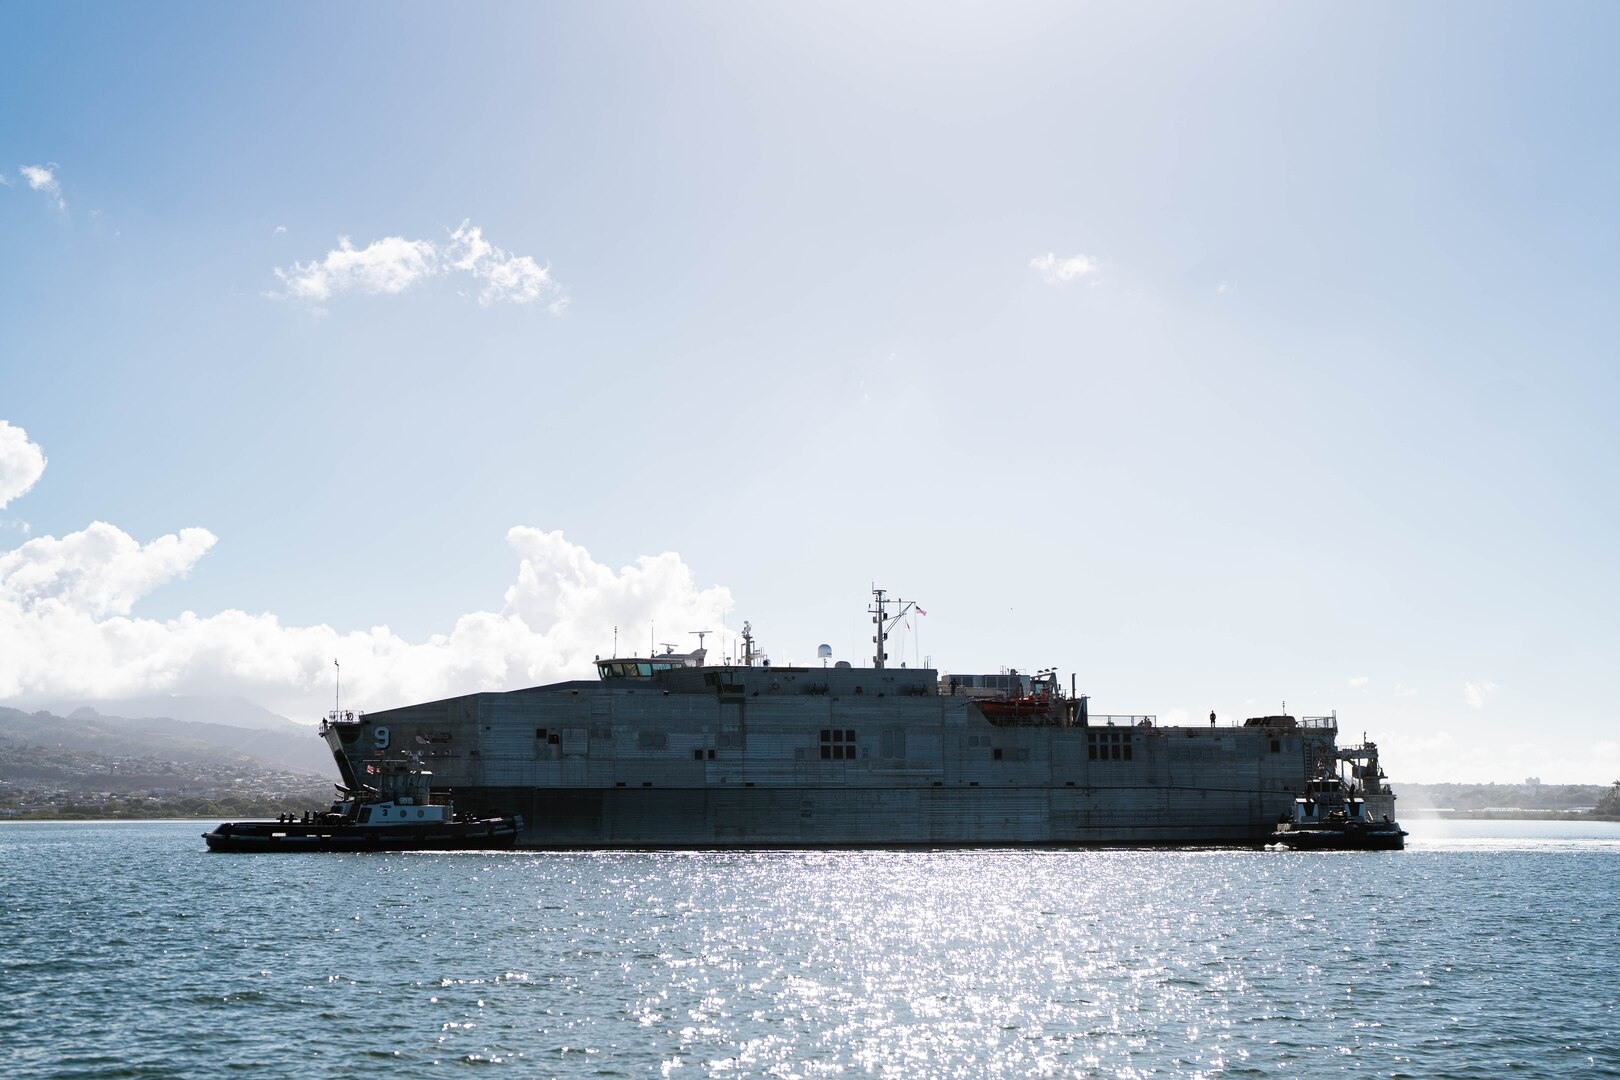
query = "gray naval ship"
xmin=320 ymin=590 xmax=1397 ymax=847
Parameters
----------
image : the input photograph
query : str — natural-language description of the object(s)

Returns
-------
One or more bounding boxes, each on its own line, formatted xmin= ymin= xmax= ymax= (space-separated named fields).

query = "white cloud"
xmin=1030 ymin=251 xmax=1099 ymax=285
xmin=0 ymin=422 xmax=47 ymax=511
xmin=0 ymin=516 xmax=730 ymax=720
xmin=1394 ymin=683 xmax=1418 ymax=697
xmin=273 ymin=225 xmax=287 ymax=235
xmin=1348 ymin=674 xmax=1369 ymax=688
xmin=444 ymin=221 xmax=565 ymax=310
xmin=19 ymin=163 xmax=66 ymax=210
xmin=273 ymin=221 xmax=566 ymax=312
xmin=1464 ymin=680 xmax=1499 ymax=708
xmin=274 ymin=235 xmax=439 ymax=303
xmin=0 ymin=522 xmax=216 ymax=619
xmin=0 ymin=426 xmax=728 ymax=717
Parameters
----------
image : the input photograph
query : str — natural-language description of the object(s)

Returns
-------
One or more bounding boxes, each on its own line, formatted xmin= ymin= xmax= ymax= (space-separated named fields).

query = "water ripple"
xmin=0 ymin=820 xmax=1616 ymax=1076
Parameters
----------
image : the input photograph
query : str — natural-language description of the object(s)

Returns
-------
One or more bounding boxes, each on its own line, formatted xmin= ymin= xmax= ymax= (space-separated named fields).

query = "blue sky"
xmin=2 ymin=2 xmax=1617 ymax=782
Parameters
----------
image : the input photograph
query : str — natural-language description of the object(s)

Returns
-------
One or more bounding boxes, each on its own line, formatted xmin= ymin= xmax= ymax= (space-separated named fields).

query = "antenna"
xmin=333 ymin=658 xmax=340 ymax=717
xmin=818 ymin=643 xmax=833 ymax=667
xmin=613 ymin=625 xmax=618 ymax=658
xmin=868 ymin=587 xmax=919 ymax=669
xmin=690 ymin=630 xmax=710 ymax=650
xmin=871 ymin=588 xmax=887 ymax=669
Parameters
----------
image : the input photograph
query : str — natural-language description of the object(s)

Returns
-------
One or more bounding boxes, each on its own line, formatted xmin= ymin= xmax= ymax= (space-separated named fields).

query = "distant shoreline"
xmin=0 ymin=816 xmax=223 ymax=824
xmin=1406 ymin=809 xmax=1620 ymax=821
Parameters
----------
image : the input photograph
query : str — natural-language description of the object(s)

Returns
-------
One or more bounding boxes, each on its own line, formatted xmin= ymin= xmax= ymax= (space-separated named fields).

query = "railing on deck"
xmin=1088 ymin=714 xmax=1157 ymax=727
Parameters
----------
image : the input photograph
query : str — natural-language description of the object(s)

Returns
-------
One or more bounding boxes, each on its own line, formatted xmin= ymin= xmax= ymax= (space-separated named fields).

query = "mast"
xmin=869 ymin=587 xmax=919 ymax=669
xmin=871 ymin=588 xmax=888 ymax=669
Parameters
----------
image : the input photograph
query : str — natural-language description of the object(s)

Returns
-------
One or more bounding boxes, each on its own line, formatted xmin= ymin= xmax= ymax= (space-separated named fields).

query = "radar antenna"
xmin=686 ymin=629 xmax=712 ymax=668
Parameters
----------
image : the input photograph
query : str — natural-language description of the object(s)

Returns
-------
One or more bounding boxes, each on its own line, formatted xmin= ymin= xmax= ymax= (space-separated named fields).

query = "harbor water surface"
xmin=3 ymin=819 xmax=1617 ymax=1077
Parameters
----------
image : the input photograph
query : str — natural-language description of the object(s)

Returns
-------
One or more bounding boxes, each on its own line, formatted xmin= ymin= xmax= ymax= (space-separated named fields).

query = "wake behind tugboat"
xmin=202 ymin=754 xmax=520 ymax=853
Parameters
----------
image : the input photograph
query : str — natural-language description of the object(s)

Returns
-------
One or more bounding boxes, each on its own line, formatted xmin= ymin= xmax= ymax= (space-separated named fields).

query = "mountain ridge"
xmin=0 ymin=705 xmax=335 ymax=777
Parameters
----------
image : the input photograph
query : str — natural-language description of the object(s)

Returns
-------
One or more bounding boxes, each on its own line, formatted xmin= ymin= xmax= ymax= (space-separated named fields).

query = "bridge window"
xmin=600 ymin=660 xmax=670 ymax=679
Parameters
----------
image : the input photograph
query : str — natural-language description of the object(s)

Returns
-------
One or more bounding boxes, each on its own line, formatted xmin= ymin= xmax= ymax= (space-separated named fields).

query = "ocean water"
xmin=2 ymin=819 xmax=1617 ymax=1078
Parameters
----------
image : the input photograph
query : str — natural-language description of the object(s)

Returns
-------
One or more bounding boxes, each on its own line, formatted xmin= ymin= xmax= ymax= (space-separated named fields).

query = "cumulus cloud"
xmin=444 ymin=222 xmax=566 ymax=311
xmin=1464 ymin=680 xmax=1499 ymax=708
xmin=274 ymin=234 xmax=439 ymax=303
xmin=273 ymin=220 xmax=565 ymax=312
xmin=19 ymin=163 xmax=66 ymax=210
xmin=1347 ymin=674 xmax=1369 ymax=688
xmin=0 ymin=516 xmax=731 ymax=721
xmin=0 ymin=422 xmax=47 ymax=511
xmin=0 ymin=522 xmax=217 ymax=618
xmin=2 ymin=425 xmax=735 ymax=717
xmin=1030 ymin=251 xmax=1099 ymax=284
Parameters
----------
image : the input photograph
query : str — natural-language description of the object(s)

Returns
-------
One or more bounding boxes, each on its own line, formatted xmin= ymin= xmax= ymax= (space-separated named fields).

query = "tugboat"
xmin=1269 ymin=761 xmax=1407 ymax=851
xmin=202 ymin=756 xmax=521 ymax=853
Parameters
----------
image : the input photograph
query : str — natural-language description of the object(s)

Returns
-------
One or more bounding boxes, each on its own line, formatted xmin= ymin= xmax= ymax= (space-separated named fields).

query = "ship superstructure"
xmin=318 ymin=590 xmax=1393 ymax=847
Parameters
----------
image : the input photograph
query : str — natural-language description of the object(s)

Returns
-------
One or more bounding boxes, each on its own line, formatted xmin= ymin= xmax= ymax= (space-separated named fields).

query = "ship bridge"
xmin=596 ymin=641 xmax=707 ymax=680
xmin=596 ymin=658 xmax=693 ymax=679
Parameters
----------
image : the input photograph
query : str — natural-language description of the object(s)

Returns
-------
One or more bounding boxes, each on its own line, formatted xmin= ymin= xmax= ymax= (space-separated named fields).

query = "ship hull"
xmin=1268 ymin=824 xmax=1407 ymax=851
xmin=326 ymin=664 xmax=1357 ymax=849
xmin=450 ymin=785 xmax=1287 ymax=848
xmin=202 ymin=818 xmax=521 ymax=853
